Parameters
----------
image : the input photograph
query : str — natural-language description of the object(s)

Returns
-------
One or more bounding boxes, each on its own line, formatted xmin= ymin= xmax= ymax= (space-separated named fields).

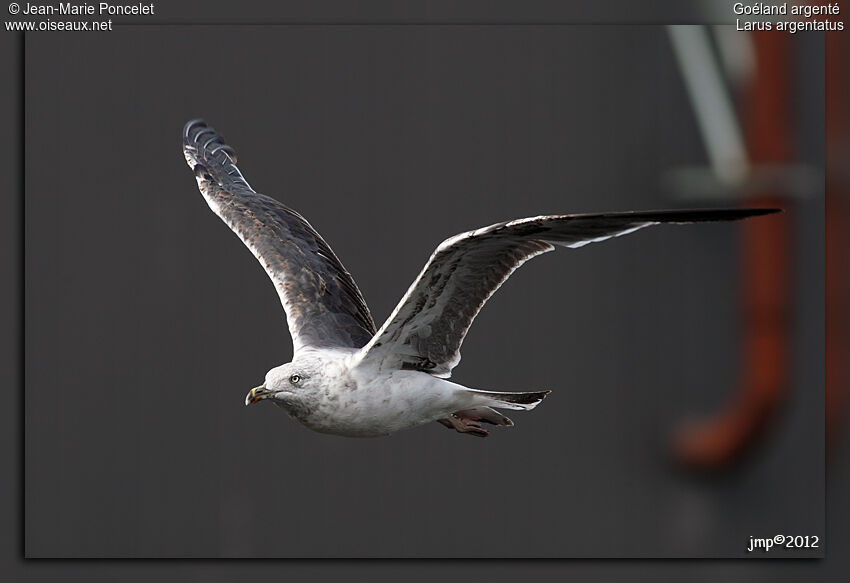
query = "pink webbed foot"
xmin=437 ymin=407 xmax=514 ymax=438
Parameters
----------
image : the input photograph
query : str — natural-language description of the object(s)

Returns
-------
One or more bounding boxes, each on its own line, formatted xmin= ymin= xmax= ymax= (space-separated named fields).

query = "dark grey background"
xmin=22 ymin=25 xmax=822 ymax=558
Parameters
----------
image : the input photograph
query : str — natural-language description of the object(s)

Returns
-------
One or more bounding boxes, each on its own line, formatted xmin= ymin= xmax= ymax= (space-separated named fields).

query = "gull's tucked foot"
xmin=437 ymin=407 xmax=515 ymax=437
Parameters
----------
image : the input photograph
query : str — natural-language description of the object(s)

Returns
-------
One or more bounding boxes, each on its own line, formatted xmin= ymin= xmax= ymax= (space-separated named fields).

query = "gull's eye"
xmin=289 ymin=374 xmax=301 ymax=385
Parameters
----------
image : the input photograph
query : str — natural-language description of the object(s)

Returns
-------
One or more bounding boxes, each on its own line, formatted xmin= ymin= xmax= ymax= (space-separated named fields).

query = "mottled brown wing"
xmin=355 ymin=208 xmax=779 ymax=377
xmin=183 ymin=120 xmax=376 ymax=351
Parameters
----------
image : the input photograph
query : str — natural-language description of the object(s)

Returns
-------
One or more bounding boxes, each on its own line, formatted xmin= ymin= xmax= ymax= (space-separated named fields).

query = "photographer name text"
xmin=17 ymin=2 xmax=153 ymax=15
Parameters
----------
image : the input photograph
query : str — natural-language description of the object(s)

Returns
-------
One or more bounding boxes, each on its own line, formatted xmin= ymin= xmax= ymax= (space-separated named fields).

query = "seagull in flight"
xmin=182 ymin=119 xmax=778 ymax=438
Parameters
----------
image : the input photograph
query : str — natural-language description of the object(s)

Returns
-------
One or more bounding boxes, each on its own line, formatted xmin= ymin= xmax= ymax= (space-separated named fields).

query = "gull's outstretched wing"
xmin=355 ymin=208 xmax=779 ymax=377
xmin=182 ymin=119 xmax=376 ymax=351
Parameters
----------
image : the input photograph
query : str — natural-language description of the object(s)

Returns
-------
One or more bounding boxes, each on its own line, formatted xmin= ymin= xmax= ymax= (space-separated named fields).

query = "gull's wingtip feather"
xmin=616 ymin=207 xmax=783 ymax=224
xmin=183 ymin=118 xmax=207 ymax=138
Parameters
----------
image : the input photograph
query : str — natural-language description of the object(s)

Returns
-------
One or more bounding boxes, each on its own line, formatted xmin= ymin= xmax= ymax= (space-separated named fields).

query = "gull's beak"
xmin=245 ymin=385 xmax=272 ymax=406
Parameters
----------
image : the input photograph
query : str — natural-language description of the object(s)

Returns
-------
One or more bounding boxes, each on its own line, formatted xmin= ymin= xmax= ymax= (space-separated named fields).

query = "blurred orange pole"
xmin=675 ymin=31 xmax=792 ymax=469
xmin=826 ymin=29 xmax=848 ymax=451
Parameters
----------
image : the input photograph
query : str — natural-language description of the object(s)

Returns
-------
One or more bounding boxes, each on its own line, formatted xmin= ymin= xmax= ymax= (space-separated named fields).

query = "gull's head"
xmin=245 ymin=362 xmax=311 ymax=406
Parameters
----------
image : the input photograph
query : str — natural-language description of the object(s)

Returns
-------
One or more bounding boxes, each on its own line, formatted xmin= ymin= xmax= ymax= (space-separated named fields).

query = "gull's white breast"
xmin=290 ymin=354 xmax=470 ymax=437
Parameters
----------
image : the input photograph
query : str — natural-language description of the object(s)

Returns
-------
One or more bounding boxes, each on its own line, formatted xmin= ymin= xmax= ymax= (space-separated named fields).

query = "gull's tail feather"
xmin=467 ymin=388 xmax=551 ymax=411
